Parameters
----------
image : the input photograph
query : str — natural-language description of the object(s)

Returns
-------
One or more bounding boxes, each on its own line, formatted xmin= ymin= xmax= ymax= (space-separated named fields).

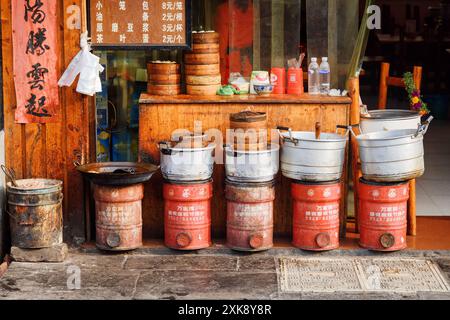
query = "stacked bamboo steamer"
xmin=147 ymin=61 xmax=181 ymax=96
xmin=229 ymin=111 xmax=269 ymax=151
xmin=185 ymin=31 xmax=222 ymax=96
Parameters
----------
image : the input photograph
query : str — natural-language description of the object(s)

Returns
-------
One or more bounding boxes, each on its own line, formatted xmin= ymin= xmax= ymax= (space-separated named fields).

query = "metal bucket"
xmin=360 ymin=110 xmax=422 ymax=134
xmin=159 ymin=141 xmax=216 ymax=182
xmin=358 ymin=179 xmax=409 ymax=252
xmin=94 ymin=183 xmax=144 ymax=251
xmin=224 ymin=144 xmax=279 ymax=183
xmin=163 ymin=179 xmax=213 ymax=250
xmin=225 ymin=180 xmax=275 ymax=252
xmin=7 ymin=179 xmax=63 ymax=249
xmin=278 ymin=126 xmax=348 ymax=182
xmin=291 ymin=180 xmax=341 ymax=251
xmin=350 ymin=118 xmax=432 ymax=182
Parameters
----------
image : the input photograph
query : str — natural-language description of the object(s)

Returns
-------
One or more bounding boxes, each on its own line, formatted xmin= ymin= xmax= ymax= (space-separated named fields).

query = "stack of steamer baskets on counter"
xmin=350 ymin=110 xmax=434 ymax=252
xmin=224 ymin=111 xmax=279 ymax=252
xmin=278 ymin=123 xmax=349 ymax=251
xmin=147 ymin=61 xmax=181 ymax=96
xmin=158 ymin=133 xmax=216 ymax=250
xmin=184 ymin=31 xmax=222 ymax=95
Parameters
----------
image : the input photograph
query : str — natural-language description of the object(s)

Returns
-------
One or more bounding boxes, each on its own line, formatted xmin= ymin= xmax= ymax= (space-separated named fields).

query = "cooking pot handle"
xmin=223 ymin=144 xmax=241 ymax=158
xmin=276 ymin=126 xmax=297 ymax=145
xmin=347 ymin=124 xmax=360 ymax=138
xmin=158 ymin=141 xmax=173 ymax=155
xmin=336 ymin=125 xmax=350 ymax=137
xmin=414 ymin=115 xmax=434 ymax=138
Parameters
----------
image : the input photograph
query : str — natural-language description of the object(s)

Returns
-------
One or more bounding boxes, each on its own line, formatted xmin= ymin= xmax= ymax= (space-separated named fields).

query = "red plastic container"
xmin=287 ymin=68 xmax=304 ymax=95
xmin=270 ymin=68 xmax=286 ymax=94
xmin=291 ymin=180 xmax=341 ymax=251
xmin=359 ymin=179 xmax=409 ymax=252
xmin=163 ymin=180 xmax=213 ymax=250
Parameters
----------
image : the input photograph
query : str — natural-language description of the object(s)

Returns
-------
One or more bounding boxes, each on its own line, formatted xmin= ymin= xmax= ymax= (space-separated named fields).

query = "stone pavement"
xmin=1 ymin=246 xmax=450 ymax=300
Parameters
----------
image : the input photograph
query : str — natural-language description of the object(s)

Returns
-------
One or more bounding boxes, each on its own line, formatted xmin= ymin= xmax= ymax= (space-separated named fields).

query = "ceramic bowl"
xmin=253 ymin=84 xmax=274 ymax=95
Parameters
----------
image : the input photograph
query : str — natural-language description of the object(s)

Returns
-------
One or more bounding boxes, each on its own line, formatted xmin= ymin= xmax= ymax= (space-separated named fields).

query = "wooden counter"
xmin=139 ymin=94 xmax=351 ymax=239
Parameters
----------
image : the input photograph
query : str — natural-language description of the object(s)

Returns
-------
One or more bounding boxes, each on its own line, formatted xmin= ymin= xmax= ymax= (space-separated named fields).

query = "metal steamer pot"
xmin=224 ymin=144 xmax=279 ymax=183
xmin=159 ymin=141 xmax=216 ymax=182
xmin=360 ymin=110 xmax=423 ymax=133
xmin=350 ymin=117 xmax=433 ymax=182
xmin=278 ymin=125 xmax=349 ymax=182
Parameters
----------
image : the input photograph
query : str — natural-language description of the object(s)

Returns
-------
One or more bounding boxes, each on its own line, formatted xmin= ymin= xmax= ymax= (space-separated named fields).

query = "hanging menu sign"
xmin=89 ymin=0 xmax=191 ymax=49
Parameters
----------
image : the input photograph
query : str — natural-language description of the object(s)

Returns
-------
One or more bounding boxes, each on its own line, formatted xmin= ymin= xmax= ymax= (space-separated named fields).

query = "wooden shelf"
xmin=139 ymin=93 xmax=352 ymax=105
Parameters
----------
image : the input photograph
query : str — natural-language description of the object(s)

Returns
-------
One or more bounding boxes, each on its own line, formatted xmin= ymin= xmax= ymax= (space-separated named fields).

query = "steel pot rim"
xmin=159 ymin=141 xmax=217 ymax=152
xmin=6 ymin=179 xmax=63 ymax=191
xmin=224 ymin=144 xmax=280 ymax=155
xmin=356 ymin=128 xmax=424 ymax=142
xmin=280 ymin=131 xmax=347 ymax=143
xmin=361 ymin=109 xmax=421 ymax=121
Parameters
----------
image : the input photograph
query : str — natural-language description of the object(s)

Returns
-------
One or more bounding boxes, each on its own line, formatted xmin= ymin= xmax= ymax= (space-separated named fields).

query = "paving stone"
xmin=133 ymin=270 xmax=279 ymax=300
xmin=125 ymin=255 xmax=238 ymax=271
xmin=11 ymin=244 xmax=68 ymax=263
xmin=0 ymin=261 xmax=139 ymax=300
xmin=237 ymin=256 xmax=276 ymax=273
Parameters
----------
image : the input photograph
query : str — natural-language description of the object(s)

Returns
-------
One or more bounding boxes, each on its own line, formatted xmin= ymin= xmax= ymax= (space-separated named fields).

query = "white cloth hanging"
xmin=58 ymin=32 xmax=104 ymax=96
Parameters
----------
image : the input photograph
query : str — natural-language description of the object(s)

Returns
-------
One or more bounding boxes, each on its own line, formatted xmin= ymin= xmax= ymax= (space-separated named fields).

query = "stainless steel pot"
xmin=159 ymin=141 xmax=216 ymax=182
xmin=224 ymin=144 xmax=279 ymax=183
xmin=350 ymin=117 xmax=433 ymax=182
xmin=360 ymin=110 xmax=423 ymax=133
xmin=278 ymin=126 xmax=349 ymax=182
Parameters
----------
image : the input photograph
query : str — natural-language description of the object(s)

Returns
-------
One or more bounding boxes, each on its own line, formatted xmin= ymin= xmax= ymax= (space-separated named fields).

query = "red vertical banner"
xmin=12 ymin=0 xmax=60 ymax=123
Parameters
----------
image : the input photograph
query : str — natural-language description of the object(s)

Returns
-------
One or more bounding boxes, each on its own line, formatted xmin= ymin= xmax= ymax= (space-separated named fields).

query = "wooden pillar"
xmin=377 ymin=62 xmax=390 ymax=110
xmin=348 ymin=76 xmax=361 ymax=233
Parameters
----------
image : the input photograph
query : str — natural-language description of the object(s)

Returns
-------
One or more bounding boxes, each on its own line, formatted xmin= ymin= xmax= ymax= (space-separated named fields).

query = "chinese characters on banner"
xmin=90 ymin=0 xmax=186 ymax=47
xmin=12 ymin=0 xmax=60 ymax=123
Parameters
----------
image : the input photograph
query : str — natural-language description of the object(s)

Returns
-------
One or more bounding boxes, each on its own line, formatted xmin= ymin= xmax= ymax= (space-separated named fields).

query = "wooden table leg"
xmin=408 ymin=179 xmax=417 ymax=236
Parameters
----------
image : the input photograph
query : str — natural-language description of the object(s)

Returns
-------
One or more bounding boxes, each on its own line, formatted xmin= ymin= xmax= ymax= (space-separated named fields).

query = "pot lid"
xmin=361 ymin=109 xmax=420 ymax=120
xmin=230 ymin=111 xmax=267 ymax=123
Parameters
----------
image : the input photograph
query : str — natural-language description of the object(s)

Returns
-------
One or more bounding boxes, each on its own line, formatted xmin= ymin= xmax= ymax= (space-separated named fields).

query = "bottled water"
xmin=308 ymin=57 xmax=320 ymax=95
xmin=319 ymin=57 xmax=331 ymax=95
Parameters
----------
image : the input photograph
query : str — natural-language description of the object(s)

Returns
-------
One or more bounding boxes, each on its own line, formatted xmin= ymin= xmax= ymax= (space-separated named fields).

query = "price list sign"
xmin=89 ymin=0 xmax=191 ymax=49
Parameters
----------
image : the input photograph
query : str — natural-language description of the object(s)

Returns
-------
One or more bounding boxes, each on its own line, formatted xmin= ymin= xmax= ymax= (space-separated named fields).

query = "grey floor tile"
xmin=133 ymin=270 xmax=278 ymax=300
xmin=124 ymin=255 xmax=238 ymax=271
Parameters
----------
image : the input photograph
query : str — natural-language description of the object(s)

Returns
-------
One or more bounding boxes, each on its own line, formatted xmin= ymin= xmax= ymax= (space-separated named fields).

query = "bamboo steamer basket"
xmin=148 ymin=84 xmax=181 ymax=96
xmin=184 ymin=53 xmax=220 ymax=65
xmin=185 ymin=64 xmax=220 ymax=76
xmin=187 ymin=84 xmax=221 ymax=96
xmin=192 ymin=32 xmax=220 ymax=44
xmin=186 ymin=75 xmax=222 ymax=86
xmin=147 ymin=62 xmax=180 ymax=75
xmin=232 ymin=141 xmax=268 ymax=151
xmin=230 ymin=111 xmax=268 ymax=131
xmin=191 ymin=43 xmax=220 ymax=54
xmin=229 ymin=111 xmax=269 ymax=149
xmin=149 ymin=74 xmax=181 ymax=85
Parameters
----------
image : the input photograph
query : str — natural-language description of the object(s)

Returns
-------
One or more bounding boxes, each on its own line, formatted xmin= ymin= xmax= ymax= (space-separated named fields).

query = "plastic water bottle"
xmin=308 ymin=57 xmax=320 ymax=95
xmin=319 ymin=57 xmax=331 ymax=95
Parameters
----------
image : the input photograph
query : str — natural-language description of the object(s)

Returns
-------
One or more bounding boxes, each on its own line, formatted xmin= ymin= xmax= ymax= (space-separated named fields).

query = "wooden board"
xmin=139 ymin=94 xmax=351 ymax=239
xmin=1 ymin=0 xmax=93 ymax=242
